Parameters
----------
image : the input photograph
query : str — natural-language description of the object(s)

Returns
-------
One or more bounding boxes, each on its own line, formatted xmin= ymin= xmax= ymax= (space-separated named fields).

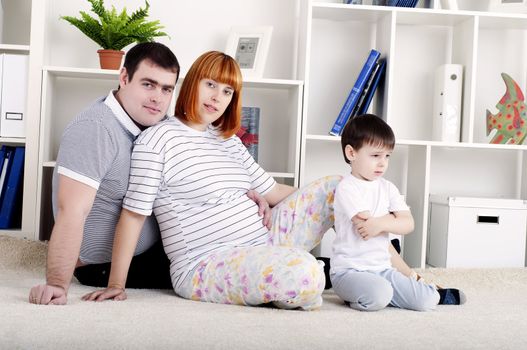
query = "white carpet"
xmin=2 ymin=235 xmax=527 ymax=349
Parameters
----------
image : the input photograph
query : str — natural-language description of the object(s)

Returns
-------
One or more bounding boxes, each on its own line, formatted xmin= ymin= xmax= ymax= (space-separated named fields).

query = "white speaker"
xmin=432 ymin=64 xmax=463 ymax=142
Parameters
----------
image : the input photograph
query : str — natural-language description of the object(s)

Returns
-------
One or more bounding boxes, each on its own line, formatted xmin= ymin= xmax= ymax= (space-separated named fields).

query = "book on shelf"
xmin=329 ymin=49 xmax=381 ymax=136
xmin=349 ymin=58 xmax=385 ymax=118
xmin=0 ymin=145 xmax=13 ymax=199
xmin=357 ymin=58 xmax=386 ymax=116
xmin=386 ymin=0 xmax=419 ymax=7
xmin=236 ymin=107 xmax=260 ymax=162
xmin=0 ymin=146 xmax=24 ymax=229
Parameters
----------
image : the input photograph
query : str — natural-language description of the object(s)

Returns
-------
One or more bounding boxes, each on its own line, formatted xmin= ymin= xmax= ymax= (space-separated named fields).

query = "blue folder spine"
xmin=358 ymin=59 xmax=386 ymax=115
xmin=329 ymin=49 xmax=381 ymax=136
xmin=0 ymin=146 xmax=24 ymax=228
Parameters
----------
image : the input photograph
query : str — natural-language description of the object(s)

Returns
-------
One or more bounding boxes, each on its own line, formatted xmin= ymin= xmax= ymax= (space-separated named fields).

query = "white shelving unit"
xmin=0 ymin=0 xmax=37 ymax=240
xmin=30 ymin=0 xmax=304 ymax=240
xmin=4 ymin=0 xmax=527 ymax=268
xmin=299 ymin=0 xmax=527 ymax=268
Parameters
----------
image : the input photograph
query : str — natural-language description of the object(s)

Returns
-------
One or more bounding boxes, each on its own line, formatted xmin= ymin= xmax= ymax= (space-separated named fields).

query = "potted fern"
xmin=61 ymin=0 xmax=168 ymax=69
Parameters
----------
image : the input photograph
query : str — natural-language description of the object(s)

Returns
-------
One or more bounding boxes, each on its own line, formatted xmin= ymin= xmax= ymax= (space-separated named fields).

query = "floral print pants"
xmin=178 ymin=175 xmax=342 ymax=310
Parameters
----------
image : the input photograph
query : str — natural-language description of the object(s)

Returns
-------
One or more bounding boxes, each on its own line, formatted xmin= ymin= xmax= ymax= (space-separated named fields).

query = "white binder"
xmin=0 ymin=54 xmax=28 ymax=138
xmin=432 ymin=64 xmax=463 ymax=142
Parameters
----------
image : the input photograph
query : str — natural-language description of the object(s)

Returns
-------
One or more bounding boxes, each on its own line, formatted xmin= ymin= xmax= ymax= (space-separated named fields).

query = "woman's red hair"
xmin=175 ymin=51 xmax=243 ymax=138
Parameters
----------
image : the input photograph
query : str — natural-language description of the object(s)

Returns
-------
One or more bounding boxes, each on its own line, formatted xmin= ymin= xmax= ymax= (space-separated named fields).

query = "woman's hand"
xmin=81 ymin=287 xmax=127 ymax=302
xmin=247 ymin=190 xmax=272 ymax=229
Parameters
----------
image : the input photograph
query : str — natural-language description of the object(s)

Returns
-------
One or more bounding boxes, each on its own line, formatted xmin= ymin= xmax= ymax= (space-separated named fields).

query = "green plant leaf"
xmin=60 ymin=0 xmax=168 ymax=51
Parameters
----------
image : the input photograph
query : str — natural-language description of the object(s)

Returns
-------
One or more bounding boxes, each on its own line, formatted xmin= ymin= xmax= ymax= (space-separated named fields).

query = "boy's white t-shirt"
xmin=331 ymin=174 xmax=409 ymax=273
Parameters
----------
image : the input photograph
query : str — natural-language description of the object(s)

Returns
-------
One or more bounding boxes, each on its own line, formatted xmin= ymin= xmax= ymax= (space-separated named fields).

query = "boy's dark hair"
xmin=123 ymin=42 xmax=180 ymax=82
xmin=340 ymin=114 xmax=395 ymax=164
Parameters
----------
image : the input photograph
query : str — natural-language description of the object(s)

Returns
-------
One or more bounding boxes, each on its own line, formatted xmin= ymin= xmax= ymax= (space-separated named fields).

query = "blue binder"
xmin=0 ymin=147 xmax=6 ymax=185
xmin=329 ymin=49 xmax=381 ymax=136
xmin=0 ymin=146 xmax=24 ymax=228
xmin=358 ymin=59 xmax=386 ymax=115
xmin=0 ymin=145 xmax=13 ymax=202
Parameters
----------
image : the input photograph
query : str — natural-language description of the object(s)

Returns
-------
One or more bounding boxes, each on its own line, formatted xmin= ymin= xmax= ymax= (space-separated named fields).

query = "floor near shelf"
xmin=1 ymin=234 xmax=527 ymax=349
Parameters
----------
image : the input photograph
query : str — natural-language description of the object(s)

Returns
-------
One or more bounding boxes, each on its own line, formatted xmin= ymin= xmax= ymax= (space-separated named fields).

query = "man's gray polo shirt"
xmin=52 ymin=91 xmax=160 ymax=264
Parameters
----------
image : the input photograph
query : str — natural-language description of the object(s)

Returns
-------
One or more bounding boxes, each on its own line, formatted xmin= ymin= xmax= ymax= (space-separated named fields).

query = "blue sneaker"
xmin=438 ymin=288 xmax=466 ymax=305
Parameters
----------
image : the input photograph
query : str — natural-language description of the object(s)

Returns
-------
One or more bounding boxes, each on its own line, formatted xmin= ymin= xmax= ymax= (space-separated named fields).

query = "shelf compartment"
xmin=473 ymin=19 xmax=527 ymax=144
xmin=40 ymin=70 xmax=303 ymax=182
xmin=478 ymin=13 xmax=527 ymax=30
xmin=40 ymin=72 xmax=118 ymax=164
xmin=429 ymin=147 xmax=524 ymax=199
xmin=305 ymin=6 xmax=393 ymax=136
xmin=389 ymin=14 xmax=476 ymax=142
xmin=243 ymin=84 xmax=302 ymax=181
xmin=1 ymin=0 xmax=31 ymax=46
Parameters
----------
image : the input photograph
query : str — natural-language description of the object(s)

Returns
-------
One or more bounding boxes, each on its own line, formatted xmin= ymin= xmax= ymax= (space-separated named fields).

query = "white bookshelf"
xmin=32 ymin=0 xmax=305 ymax=239
xmin=5 ymin=0 xmax=527 ymax=267
xmin=0 ymin=0 xmax=35 ymax=240
xmin=299 ymin=0 xmax=527 ymax=267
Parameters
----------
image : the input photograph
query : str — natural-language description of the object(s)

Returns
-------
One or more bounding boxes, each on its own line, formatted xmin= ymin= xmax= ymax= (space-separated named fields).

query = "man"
xmin=29 ymin=42 xmax=269 ymax=305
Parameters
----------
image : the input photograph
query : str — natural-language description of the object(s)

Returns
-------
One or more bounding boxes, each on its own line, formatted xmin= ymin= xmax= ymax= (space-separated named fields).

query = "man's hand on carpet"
xmin=82 ymin=287 xmax=127 ymax=302
xmin=29 ymin=284 xmax=67 ymax=305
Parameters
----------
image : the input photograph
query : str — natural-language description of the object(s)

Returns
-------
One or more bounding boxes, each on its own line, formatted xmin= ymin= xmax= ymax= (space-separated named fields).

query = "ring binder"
xmin=432 ymin=64 xmax=463 ymax=142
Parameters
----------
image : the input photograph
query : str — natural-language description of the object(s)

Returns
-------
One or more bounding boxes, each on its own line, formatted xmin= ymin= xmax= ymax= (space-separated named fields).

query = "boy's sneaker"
xmin=437 ymin=288 xmax=467 ymax=305
xmin=413 ymin=273 xmax=466 ymax=305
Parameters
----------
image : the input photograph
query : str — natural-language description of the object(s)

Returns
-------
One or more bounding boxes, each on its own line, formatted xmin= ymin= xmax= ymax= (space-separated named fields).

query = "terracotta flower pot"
xmin=97 ymin=49 xmax=125 ymax=70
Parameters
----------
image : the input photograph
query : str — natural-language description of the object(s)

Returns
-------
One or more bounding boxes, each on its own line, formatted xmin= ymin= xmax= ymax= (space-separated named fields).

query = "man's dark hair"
xmin=123 ymin=42 xmax=180 ymax=82
xmin=340 ymin=114 xmax=395 ymax=164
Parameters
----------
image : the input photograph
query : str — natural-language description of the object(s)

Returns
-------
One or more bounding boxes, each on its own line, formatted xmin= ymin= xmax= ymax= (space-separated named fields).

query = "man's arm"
xmin=29 ymin=175 xmax=97 ymax=305
xmin=82 ymin=208 xmax=146 ymax=302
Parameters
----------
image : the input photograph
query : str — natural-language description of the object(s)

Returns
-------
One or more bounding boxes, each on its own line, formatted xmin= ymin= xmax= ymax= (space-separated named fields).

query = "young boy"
xmin=330 ymin=114 xmax=440 ymax=311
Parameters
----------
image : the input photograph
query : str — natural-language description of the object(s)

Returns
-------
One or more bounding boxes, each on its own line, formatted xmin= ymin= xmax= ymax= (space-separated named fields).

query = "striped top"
xmin=53 ymin=91 xmax=161 ymax=264
xmin=123 ymin=117 xmax=276 ymax=290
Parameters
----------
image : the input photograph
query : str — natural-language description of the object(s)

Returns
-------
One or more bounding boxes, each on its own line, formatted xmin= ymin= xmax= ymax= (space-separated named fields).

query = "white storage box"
xmin=427 ymin=195 xmax=527 ymax=268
